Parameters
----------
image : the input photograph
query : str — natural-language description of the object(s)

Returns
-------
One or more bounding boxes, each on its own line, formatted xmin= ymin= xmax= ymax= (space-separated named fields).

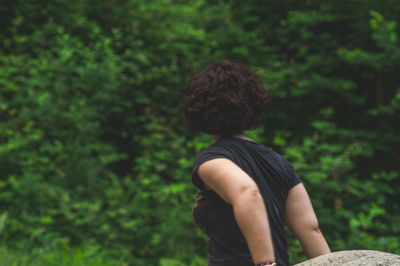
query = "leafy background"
xmin=0 ymin=0 xmax=399 ymax=265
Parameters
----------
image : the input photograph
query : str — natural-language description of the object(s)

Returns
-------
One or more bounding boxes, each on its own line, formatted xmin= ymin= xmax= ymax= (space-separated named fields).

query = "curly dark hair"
xmin=181 ymin=60 xmax=271 ymax=135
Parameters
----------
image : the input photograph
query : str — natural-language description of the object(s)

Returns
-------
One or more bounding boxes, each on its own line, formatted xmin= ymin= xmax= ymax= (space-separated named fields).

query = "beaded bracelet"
xmin=256 ymin=262 xmax=277 ymax=266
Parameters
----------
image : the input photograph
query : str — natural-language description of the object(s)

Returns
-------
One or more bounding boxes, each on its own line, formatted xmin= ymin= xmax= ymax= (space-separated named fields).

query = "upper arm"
xmin=196 ymin=158 xmax=259 ymax=204
xmin=285 ymin=183 xmax=319 ymax=237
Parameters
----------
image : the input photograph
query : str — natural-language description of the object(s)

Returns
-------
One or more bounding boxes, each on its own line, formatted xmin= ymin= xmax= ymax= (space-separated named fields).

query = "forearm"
xmin=233 ymin=190 xmax=275 ymax=265
xmin=298 ymin=228 xmax=330 ymax=258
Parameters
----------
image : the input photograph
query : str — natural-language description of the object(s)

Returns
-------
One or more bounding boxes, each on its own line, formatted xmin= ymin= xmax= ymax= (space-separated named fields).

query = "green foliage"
xmin=0 ymin=245 xmax=126 ymax=266
xmin=1 ymin=0 xmax=399 ymax=265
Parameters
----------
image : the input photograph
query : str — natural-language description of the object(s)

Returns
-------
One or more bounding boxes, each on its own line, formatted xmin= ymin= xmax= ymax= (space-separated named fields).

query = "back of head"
xmin=181 ymin=60 xmax=271 ymax=135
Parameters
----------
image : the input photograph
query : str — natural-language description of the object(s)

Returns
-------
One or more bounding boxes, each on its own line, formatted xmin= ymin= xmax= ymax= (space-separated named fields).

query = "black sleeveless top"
xmin=192 ymin=136 xmax=301 ymax=266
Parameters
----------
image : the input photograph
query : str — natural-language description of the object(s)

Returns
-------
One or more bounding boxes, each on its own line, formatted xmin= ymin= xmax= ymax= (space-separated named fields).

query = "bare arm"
xmin=285 ymin=183 xmax=331 ymax=258
xmin=197 ymin=158 xmax=275 ymax=265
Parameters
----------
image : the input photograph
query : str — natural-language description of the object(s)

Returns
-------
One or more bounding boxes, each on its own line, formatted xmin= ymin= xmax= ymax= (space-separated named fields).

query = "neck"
xmin=212 ymin=134 xmax=222 ymax=142
xmin=212 ymin=133 xmax=251 ymax=142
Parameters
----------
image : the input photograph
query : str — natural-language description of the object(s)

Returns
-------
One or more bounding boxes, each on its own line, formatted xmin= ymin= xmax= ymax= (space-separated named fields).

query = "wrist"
xmin=256 ymin=261 xmax=277 ymax=266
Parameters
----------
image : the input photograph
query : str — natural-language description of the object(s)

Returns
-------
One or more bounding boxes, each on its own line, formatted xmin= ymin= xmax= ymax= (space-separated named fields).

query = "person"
xmin=181 ymin=60 xmax=331 ymax=266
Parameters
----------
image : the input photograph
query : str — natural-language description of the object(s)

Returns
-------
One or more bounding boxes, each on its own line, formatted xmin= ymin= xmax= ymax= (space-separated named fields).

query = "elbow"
xmin=311 ymin=227 xmax=321 ymax=233
xmin=309 ymin=224 xmax=325 ymax=236
xmin=304 ymin=217 xmax=320 ymax=233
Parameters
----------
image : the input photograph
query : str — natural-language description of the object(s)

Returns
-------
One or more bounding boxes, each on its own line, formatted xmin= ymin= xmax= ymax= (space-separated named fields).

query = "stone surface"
xmin=295 ymin=250 xmax=400 ymax=266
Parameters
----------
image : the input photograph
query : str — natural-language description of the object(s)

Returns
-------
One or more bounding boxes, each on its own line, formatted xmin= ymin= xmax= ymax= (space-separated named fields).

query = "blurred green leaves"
xmin=0 ymin=1 xmax=400 ymax=265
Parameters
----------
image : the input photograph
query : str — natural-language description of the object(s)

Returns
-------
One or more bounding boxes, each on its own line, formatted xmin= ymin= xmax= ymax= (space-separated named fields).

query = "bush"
xmin=0 ymin=1 xmax=399 ymax=264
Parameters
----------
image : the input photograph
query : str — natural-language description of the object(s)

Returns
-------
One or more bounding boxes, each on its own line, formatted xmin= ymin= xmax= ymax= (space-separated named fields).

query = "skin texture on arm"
xmin=197 ymin=158 xmax=275 ymax=265
xmin=285 ymin=183 xmax=331 ymax=258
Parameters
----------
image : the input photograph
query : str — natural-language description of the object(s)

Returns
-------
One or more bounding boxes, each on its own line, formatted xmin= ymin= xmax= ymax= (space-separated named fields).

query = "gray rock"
xmin=295 ymin=250 xmax=400 ymax=266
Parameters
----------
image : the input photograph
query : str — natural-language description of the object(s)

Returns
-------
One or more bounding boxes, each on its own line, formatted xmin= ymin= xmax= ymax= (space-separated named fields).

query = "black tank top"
xmin=192 ymin=136 xmax=301 ymax=266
